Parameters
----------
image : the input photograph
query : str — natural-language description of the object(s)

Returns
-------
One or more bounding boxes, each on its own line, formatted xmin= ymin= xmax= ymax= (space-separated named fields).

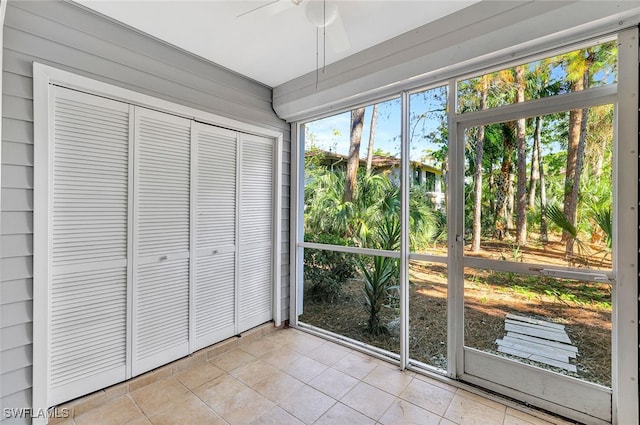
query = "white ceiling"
xmin=75 ymin=0 xmax=479 ymax=87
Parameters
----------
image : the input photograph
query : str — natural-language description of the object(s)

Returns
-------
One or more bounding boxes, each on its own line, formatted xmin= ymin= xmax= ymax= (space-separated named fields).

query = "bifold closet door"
xmin=48 ymin=87 xmax=130 ymax=405
xmin=193 ymin=124 xmax=237 ymax=350
xmin=238 ymin=134 xmax=274 ymax=332
xmin=132 ymin=108 xmax=191 ymax=376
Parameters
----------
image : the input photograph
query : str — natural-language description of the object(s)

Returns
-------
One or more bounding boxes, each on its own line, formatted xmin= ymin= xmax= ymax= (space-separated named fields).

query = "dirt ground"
xmin=300 ymin=240 xmax=612 ymax=387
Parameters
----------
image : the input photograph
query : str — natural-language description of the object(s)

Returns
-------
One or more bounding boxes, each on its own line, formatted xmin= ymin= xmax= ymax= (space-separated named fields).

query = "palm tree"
xmin=514 ymin=65 xmax=528 ymax=246
xmin=471 ymin=75 xmax=490 ymax=252
xmin=558 ymin=42 xmax=616 ymax=256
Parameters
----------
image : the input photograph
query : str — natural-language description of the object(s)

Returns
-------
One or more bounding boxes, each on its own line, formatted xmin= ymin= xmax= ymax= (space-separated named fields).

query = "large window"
xmin=300 ymin=97 xmax=402 ymax=356
xmin=294 ymin=32 xmax=637 ymax=424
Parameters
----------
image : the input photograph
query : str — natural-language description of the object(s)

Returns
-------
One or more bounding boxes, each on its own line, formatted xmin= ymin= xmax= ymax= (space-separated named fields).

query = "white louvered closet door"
xmin=132 ymin=108 xmax=191 ymax=376
xmin=193 ymin=124 xmax=238 ymax=350
xmin=49 ymin=87 xmax=130 ymax=405
xmin=238 ymin=134 xmax=274 ymax=331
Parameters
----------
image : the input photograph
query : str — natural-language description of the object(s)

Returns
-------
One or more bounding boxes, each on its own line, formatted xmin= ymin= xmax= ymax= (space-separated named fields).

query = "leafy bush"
xmin=303 ymin=234 xmax=355 ymax=303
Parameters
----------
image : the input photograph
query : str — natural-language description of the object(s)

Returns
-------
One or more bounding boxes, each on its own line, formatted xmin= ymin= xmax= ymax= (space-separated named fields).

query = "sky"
xmin=303 ymin=41 xmax=617 ymax=165
xmin=304 ymin=86 xmax=447 ymax=163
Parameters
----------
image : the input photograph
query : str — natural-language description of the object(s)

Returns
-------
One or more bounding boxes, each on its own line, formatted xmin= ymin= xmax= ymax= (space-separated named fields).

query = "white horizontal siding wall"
xmin=0 ymin=1 xmax=290 ymax=420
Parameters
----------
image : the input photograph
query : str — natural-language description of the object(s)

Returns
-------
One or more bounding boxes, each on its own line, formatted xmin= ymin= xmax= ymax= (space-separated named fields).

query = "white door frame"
xmin=448 ymin=30 xmax=638 ymax=424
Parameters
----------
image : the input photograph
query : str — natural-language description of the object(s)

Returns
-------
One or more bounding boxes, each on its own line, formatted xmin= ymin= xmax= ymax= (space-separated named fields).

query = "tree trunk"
xmin=366 ymin=104 xmax=378 ymax=173
xmin=537 ymin=119 xmax=548 ymax=243
xmin=528 ymin=116 xmax=541 ymax=209
xmin=515 ymin=65 xmax=527 ymax=246
xmin=495 ymin=122 xmax=515 ymax=238
xmin=489 ymin=167 xmax=495 ymax=215
xmin=471 ymin=79 xmax=489 ymax=253
xmin=507 ymin=172 xmax=515 ymax=231
xmin=562 ymin=71 xmax=589 ymax=256
xmin=344 ymin=108 xmax=366 ymax=202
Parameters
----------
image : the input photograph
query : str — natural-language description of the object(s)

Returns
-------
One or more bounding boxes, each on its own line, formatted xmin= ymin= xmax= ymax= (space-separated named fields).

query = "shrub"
xmin=303 ymin=233 xmax=355 ymax=303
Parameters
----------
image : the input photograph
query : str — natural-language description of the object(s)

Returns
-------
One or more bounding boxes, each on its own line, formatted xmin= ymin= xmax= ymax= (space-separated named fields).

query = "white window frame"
xmin=290 ymin=28 xmax=638 ymax=424
xmin=32 ymin=63 xmax=283 ymax=421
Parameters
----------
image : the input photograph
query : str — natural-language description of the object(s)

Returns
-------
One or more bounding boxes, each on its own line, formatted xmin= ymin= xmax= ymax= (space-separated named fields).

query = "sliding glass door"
xmin=295 ymin=29 xmax=637 ymax=424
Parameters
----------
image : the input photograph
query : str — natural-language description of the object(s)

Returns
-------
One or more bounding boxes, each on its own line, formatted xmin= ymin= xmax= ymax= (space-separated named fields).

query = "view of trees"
xmin=458 ymin=41 xmax=615 ymax=262
xmin=302 ymin=41 xmax=616 ymax=336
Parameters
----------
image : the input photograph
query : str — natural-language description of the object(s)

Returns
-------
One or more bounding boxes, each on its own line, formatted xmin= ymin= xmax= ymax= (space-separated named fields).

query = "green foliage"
xmin=304 ymin=167 xmax=438 ymax=250
xmin=545 ymin=203 xmax=577 ymax=238
xmin=355 ymin=216 xmax=400 ymax=335
xmin=303 ymin=234 xmax=355 ymax=303
xmin=591 ymin=206 xmax=612 ymax=249
xmin=408 ymin=184 xmax=439 ymax=249
xmin=545 ymin=203 xmax=590 ymax=263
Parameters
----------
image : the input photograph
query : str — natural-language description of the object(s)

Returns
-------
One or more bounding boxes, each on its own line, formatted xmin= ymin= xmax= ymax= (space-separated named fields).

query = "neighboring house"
xmin=0 ymin=2 xmax=637 ymax=425
xmin=306 ymin=149 xmax=445 ymax=208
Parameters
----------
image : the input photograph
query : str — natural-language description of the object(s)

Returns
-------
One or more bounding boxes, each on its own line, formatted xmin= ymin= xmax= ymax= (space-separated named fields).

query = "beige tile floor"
xmin=58 ymin=328 xmax=575 ymax=425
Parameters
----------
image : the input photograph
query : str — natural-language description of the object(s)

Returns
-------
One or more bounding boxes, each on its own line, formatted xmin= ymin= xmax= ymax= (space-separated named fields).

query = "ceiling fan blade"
xmin=237 ymin=0 xmax=279 ymax=18
xmin=327 ymin=13 xmax=350 ymax=53
xmin=237 ymin=0 xmax=297 ymax=19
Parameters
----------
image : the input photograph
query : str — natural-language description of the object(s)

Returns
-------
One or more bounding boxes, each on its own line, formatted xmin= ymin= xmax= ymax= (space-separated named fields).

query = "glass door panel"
xmin=459 ymin=103 xmax=614 ymax=423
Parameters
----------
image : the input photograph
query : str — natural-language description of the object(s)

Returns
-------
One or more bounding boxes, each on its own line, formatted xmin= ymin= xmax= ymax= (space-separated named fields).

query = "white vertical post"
xmin=31 ymin=63 xmax=52 ymax=425
xmin=273 ymin=134 xmax=282 ymax=326
xmin=612 ymin=26 xmax=638 ymax=425
xmin=290 ymin=122 xmax=301 ymax=324
xmin=447 ymin=81 xmax=464 ymax=378
xmin=400 ymin=91 xmax=410 ymax=369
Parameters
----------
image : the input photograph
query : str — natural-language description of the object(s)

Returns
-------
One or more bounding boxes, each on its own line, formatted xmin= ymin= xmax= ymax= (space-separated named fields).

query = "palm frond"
xmin=545 ymin=203 xmax=578 ymax=238
xmin=592 ymin=206 xmax=612 ymax=248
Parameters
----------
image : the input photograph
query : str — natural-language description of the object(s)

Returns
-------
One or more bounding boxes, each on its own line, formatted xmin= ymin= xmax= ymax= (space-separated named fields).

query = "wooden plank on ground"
xmin=506 ymin=314 xmax=566 ymax=330
xmin=502 ymin=335 xmax=577 ymax=358
xmin=496 ymin=338 xmax=571 ymax=363
xmin=506 ymin=332 xmax=578 ymax=353
xmin=505 ymin=319 xmax=569 ymax=338
xmin=498 ymin=345 xmax=534 ymax=359
xmin=496 ymin=314 xmax=579 ymax=373
xmin=505 ymin=323 xmax=572 ymax=344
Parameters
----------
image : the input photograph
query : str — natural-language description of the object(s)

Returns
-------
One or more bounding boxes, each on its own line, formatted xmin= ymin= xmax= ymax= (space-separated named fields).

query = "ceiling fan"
xmin=237 ymin=0 xmax=351 ymax=53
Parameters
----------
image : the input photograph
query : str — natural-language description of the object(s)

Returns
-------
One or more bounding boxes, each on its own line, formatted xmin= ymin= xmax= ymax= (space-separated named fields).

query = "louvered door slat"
xmin=193 ymin=124 xmax=237 ymax=350
xmin=132 ymin=108 xmax=191 ymax=375
xmin=49 ymin=86 xmax=129 ymax=406
xmin=238 ymin=135 xmax=273 ymax=332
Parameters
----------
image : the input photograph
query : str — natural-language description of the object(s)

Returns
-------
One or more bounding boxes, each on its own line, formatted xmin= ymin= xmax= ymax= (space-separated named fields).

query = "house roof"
xmin=305 ymin=149 xmax=441 ymax=174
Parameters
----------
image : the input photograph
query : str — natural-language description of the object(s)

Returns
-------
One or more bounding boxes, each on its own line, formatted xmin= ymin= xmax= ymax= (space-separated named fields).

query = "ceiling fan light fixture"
xmin=305 ymin=1 xmax=338 ymax=27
